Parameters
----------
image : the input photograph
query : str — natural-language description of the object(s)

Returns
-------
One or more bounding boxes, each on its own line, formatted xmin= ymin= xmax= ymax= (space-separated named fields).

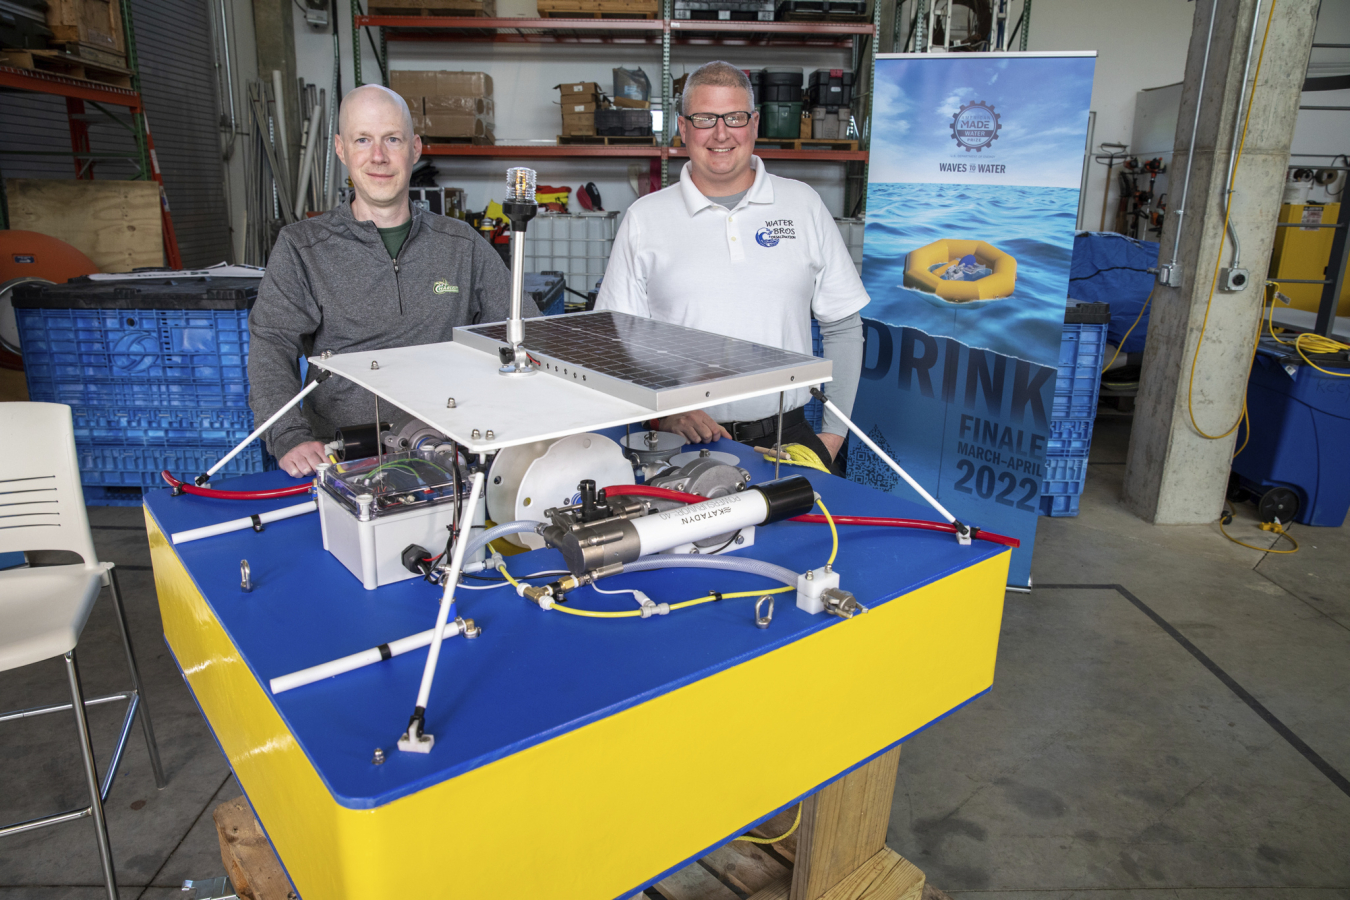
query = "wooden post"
xmin=790 ymin=747 xmax=924 ymax=900
xmin=213 ymin=797 xmax=298 ymax=900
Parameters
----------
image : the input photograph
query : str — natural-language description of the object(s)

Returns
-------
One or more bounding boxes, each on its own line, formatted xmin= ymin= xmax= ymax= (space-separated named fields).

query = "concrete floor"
xmin=0 ymin=412 xmax=1346 ymax=898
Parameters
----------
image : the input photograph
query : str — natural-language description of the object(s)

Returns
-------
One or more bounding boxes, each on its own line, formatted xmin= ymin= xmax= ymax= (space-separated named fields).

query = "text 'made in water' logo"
xmin=950 ymin=101 xmax=1002 ymax=153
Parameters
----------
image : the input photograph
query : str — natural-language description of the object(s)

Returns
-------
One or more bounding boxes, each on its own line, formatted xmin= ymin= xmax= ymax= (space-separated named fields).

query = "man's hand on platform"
xmin=659 ymin=411 xmax=732 ymax=444
xmin=280 ymin=441 xmax=329 ymax=477
xmin=818 ymin=432 xmax=844 ymax=460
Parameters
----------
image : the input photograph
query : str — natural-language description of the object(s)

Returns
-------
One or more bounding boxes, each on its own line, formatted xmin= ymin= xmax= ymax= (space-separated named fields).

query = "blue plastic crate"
xmin=1047 ymin=417 xmax=1095 ymax=458
xmin=1051 ymin=322 xmax=1108 ymax=419
xmin=805 ymin=319 xmax=824 ymax=430
xmin=1039 ymin=456 xmax=1089 ymax=517
xmin=17 ymin=307 xmax=250 ymax=386
xmin=82 ymin=486 xmax=154 ymax=507
xmin=77 ymin=442 xmax=274 ymax=492
xmin=25 ymin=377 xmax=252 ymax=410
xmin=71 ymin=407 xmax=257 ymax=446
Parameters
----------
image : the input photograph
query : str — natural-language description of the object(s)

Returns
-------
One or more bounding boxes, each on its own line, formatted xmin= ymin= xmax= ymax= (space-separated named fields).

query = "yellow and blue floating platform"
xmin=144 ymin=439 xmax=1009 ymax=899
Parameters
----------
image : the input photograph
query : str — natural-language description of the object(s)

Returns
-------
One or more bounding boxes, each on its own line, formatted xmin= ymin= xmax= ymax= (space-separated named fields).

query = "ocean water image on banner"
xmin=851 ymin=52 xmax=1095 ymax=587
xmin=863 ymin=182 xmax=1079 ymax=372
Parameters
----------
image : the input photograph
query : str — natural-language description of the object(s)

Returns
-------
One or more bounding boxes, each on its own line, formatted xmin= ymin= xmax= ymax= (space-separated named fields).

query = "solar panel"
xmin=454 ymin=311 xmax=831 ymax=411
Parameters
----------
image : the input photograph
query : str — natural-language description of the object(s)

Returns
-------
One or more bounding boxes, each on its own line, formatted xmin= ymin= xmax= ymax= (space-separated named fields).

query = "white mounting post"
xmin=809 ymin=388 xmax=972 ymax=545
xmin=399 ymin=470 xmax=486 ymax=753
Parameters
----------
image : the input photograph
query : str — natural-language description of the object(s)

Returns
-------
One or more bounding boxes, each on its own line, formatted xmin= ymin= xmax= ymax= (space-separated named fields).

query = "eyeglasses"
xmin=682 ymin=111 xmax=754 ymax=129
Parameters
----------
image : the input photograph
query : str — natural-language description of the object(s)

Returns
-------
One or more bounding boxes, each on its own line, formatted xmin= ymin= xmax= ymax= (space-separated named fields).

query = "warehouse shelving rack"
xmin=0 ymin=0 xmax=182 ymax=266
xmin=350 ymin=1 xmax=878 ymax=208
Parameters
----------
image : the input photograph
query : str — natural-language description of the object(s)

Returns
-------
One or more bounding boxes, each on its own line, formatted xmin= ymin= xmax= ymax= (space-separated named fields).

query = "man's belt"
xmin=720 ymin=407 xmax=807 ymax=445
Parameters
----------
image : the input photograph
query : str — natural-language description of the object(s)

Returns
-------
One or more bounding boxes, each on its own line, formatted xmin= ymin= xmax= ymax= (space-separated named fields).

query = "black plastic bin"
xmin=595 ymin=108 xmax=653 ymax=136
xmin=808 ymin=68 xmax=854 ymax=109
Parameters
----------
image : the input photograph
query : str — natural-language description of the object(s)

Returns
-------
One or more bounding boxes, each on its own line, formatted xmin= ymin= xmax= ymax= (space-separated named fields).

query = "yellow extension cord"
xmin=734 ymin=804 xmax=803 ymax=845
xmin=1185 ymin=1 xmax=1277 ymax=444
xmin=1218 ymin=510 xmax=1299 ymax=554
xmin=759 ymin=442 xmax=833 ymax=474
xmin=1265 ymin=283 xmax=1350 ymax=377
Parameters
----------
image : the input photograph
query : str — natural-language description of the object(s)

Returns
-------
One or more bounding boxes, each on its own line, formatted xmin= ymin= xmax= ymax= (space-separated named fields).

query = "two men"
xmin=252 ymin=63 xmax=866 ymax=475
xmin=248 ymin=85 xmax=533 ymax=476
xmin=597 ymin=61 xmax=868 ymax=468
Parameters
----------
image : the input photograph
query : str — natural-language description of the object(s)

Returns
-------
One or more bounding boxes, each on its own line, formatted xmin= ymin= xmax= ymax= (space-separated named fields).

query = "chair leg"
xmin=67 ymin=650 xmax=120 ymax=900
xmin=106 ymin=567 xmax=167 ymax=790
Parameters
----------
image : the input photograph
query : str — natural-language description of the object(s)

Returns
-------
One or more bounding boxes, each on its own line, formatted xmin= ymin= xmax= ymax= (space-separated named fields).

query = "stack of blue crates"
xmin=14 ymin=277 xmax=270 ymax=505
xmin=1040 ymin=302 xmax=1111 ymax=516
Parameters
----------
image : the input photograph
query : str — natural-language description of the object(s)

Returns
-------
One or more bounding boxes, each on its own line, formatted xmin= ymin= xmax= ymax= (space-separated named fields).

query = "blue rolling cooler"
xmin=1040 ymin=302 xmax=1111 ymax=516
xmin=13 ymin=276 xmax=269 ymax=505
xmin=1231 ymin=339 xmax=1350 ymax=527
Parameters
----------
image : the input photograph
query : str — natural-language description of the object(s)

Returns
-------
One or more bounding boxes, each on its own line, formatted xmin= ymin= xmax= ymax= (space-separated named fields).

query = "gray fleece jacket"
xmin=248 ymin=199 xmax=538 ymax=459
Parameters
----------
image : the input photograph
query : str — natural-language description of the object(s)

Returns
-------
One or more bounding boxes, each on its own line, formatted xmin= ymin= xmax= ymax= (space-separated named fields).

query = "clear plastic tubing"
xmin=625 ymin=553 xmax=797 ymax=588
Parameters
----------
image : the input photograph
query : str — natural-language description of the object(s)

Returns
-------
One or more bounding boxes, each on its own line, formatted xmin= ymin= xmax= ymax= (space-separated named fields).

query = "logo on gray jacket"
xmin=434 ymin=280 xmax=459 ymax=294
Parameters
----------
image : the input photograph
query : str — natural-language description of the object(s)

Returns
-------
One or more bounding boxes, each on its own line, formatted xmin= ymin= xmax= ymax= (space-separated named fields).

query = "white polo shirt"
xmin=596 ymin=155 xmax=869 ymax=424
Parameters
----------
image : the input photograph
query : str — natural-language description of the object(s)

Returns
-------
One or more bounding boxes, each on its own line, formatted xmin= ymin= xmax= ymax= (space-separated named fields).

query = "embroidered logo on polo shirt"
xmin=756 ymin=219 xmax=797 ymax=247
xmin=433 ymin=280 xmax=459 ymax=294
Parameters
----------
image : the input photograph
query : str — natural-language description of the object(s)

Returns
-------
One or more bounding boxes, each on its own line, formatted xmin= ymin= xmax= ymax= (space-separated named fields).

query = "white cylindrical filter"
xmin=630 ymin=490 xmax=770 ymax=557
xmin=171 ymin=500 xmax=317 ymax=545
xmin=486 ymin=433 xmax=634 ymax=549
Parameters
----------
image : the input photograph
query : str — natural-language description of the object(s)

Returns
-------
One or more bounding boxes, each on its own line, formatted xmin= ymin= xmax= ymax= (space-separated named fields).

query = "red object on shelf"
xmin=161 ymin=470 xmax=312 ymax=500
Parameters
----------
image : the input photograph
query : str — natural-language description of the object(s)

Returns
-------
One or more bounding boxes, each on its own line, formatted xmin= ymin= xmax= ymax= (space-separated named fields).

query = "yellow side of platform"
xmin=148 ymin=510 xmax=1008 ymax=900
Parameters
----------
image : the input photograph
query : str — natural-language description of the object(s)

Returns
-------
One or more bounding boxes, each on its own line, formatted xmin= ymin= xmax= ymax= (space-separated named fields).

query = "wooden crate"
xmin=368 ymin=0 xmax=496 ymax=16
xmin=0 ymin=48 xmax=132 ymax=88
xmin=537 ymin=0 xmax=660 ymax=18
xmin=4 ymin=179 xmax=162 ymax=273
xmin=44 ymin=0 xmax=124 ymax=53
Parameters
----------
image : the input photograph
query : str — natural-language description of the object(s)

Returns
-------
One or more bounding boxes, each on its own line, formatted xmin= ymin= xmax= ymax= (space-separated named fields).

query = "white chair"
xmin=0 ymin=402 xmax=167 ymax=900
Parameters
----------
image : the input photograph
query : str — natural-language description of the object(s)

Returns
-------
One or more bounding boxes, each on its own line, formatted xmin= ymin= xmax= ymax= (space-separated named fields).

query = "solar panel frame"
xmin=454 ymin=310 xmax=831 ymax=411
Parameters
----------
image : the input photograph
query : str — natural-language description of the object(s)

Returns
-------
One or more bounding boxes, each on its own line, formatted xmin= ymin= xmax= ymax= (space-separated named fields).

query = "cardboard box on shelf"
xmin=392 ymin=70 xmax=495 ymax=141
xmin=556 ymin=81 xmax=602 ymax=96
xmin=561 ymin=111 xmax=596 ymax=136
xmin=560 ymin=99 xmax=601 ymax=114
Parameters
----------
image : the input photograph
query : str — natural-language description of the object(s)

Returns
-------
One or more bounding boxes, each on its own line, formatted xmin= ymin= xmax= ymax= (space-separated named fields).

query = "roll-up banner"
xmin=849 ymin=52 xmax=1096 ymax=588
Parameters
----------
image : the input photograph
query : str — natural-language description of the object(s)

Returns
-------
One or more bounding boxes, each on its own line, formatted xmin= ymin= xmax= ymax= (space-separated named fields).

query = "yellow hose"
xmin=1218 ymin=513 xmax=1298 ymax=554
xmin=1185 ymin=0 xmax=1276 ymax=441
xmin=817 ymin=497 xmax=838 ymax=568
xmin=735 ymin=805 xmax=802 ymax=845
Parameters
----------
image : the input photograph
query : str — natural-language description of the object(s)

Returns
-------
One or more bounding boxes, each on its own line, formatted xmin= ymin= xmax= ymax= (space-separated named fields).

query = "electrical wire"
xmin=1185 ymin=1 xmax=1276 ymax=442
xmin=1264 ymin=283 xmax=1350 ymax=376
xmin=1103 ymin=289 xmax=1153 ymax=372
xmin=735 ymin=805 xmax=802 ymax=845
xmin=789 ymin=514 xmax=1021 ymax=548
xmin=817 ymin=497 xmax=838 ymax=568
xmin=1218 ymin=507 xmax=1299 ymax=554
xmin=758 ymin=443 xmax=832 ymax=473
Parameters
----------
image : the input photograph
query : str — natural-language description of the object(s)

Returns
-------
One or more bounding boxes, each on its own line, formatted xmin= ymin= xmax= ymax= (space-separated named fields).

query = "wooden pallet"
xmin=369 ymin=0 xmax=496 ymax=16
xmin=0 ymin=48 xmax=133 ymax=87
xmin=558 ymin=134 xmax=657 ymax=145
xmin=48 ymin=40 xmax=127 ymax=68
xmin=422 ymin=134 xmax=496 ymax=145
xmin=213 ymin=798 xmax=298 ymax=900
xmin=537 ymin=0 xmax=660 ymax=18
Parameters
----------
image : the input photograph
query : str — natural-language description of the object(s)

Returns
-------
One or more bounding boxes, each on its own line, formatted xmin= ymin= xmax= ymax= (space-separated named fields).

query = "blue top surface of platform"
xmin=144 ymin=437 xmax=1006 ymax=809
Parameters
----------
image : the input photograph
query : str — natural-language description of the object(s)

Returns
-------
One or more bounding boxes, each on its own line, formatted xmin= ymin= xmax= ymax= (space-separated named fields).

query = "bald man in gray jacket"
xmin=248 ymin=84 xmax=536 ymax=476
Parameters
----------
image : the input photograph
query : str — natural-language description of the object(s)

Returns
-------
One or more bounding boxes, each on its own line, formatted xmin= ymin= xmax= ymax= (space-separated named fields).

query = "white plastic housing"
xmin=318 ymin=487 xmax=486 ymax=591
xmin=631 ymin=490 xmax=769 ymax=557
xmin=796 ymin=566 xmax=840 ymax=615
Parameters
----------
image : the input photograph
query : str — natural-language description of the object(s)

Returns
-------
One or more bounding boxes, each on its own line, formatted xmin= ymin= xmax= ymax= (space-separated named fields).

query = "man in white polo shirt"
xmin=596 ymin=60 xmax=867 ymax=471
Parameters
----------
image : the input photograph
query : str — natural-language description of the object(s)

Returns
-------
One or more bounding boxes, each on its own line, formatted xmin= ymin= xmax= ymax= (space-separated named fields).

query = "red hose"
xmin=603 ymin=484 xmax=701 ymax=504
xmin=161 ymin=470 xmax=312 ymax=500
xmin=791 ymin=514 xmax=1020 ymax=548
xmin=604 ymin=484 xmax=1019 ymax=548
